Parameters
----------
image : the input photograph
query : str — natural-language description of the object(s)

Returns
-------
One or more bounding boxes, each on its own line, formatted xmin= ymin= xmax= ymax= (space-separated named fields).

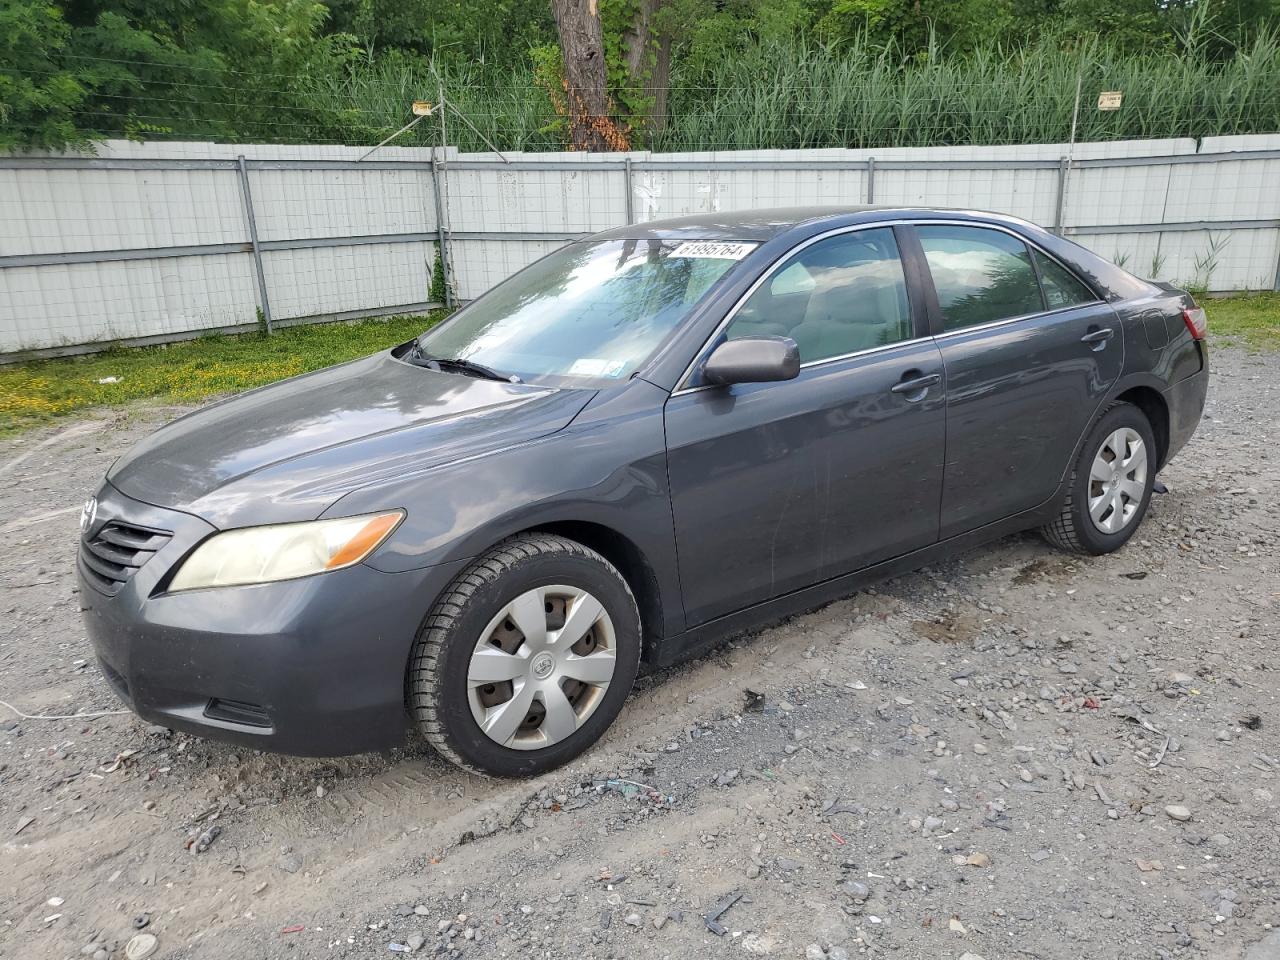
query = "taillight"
xmin=1182 ymin=306 xmax=1207 ymax=340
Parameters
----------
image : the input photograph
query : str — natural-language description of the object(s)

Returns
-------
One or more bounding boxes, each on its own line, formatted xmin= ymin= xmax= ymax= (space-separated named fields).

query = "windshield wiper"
xmin=406 ymin=343 xmax=521 ymax=383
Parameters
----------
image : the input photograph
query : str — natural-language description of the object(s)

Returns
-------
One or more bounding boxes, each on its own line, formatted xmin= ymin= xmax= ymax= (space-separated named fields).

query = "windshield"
xmin=417 ymin=239 xmax=756 ymax=385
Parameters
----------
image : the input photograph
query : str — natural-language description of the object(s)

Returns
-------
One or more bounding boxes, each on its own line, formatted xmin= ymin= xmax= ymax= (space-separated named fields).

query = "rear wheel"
xmin=1042 ymin=402 xmax=1156 ymax=555
xmin=408 ymin=534 xmax=641 ymax=777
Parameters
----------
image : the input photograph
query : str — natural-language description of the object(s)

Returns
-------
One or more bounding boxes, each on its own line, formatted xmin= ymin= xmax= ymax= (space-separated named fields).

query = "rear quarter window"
xmin=1032 ymin=248 xmax=1096 ymax=309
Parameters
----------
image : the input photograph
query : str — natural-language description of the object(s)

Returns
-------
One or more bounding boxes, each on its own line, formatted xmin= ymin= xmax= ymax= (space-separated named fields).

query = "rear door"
xmin=663 ymin=226 xmax=946 ymax=627
xmin=909 ymin=223 xmax=1124 ymax=537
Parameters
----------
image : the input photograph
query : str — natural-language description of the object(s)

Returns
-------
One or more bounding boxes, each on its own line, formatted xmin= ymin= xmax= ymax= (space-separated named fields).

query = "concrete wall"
xmin=2 ymin=136 xmax=1278 ymax=357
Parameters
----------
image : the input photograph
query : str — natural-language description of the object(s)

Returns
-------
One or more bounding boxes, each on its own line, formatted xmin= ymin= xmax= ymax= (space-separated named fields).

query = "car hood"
xmin=108 ymin=351 xmax=594 ymax=527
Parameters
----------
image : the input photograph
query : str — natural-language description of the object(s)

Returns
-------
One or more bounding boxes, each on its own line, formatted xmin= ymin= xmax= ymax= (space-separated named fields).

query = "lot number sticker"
xmin=670 ymin=241 xmax=758 ymax=260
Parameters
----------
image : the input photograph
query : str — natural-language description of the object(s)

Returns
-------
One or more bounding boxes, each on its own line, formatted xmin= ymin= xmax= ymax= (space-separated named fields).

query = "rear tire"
xmin=1042 ymin=402 xmax=1156 ymax=556
xmin=408 ymin=534 xmax=641 ymax=777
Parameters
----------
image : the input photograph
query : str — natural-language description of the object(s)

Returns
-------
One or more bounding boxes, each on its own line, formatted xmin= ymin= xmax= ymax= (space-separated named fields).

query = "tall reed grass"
xmin=305 ymin=30 xmax=1280 ymax=152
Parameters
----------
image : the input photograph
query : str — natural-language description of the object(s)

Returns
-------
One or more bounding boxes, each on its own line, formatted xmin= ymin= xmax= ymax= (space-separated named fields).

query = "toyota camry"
xmin=78 ymin=207 xmax=1208 ymax=775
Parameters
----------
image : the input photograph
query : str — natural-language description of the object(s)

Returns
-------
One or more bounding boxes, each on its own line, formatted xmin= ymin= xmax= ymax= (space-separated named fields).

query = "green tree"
xmin=0 ymin=1 xmax=89 ymax=149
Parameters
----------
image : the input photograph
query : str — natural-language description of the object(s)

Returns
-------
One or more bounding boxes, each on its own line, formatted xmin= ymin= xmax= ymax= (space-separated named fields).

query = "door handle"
xmin=1080 ymin=327 xmax=1115 ymax=350
xmin=890 ymin=373 xmax=941 ymax=398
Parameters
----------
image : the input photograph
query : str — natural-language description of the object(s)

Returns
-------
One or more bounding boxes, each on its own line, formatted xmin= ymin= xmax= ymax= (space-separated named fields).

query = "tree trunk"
xmin=551 ymin=0 xmax=612 ymax=151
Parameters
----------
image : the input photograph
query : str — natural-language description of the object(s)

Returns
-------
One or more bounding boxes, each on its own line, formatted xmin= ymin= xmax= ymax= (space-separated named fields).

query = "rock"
xmin=124 ymin=933 xmax=158 ymax=960
xmin=624 ymin=912 xmax=642 ymax=927
xmin=1030 ymin=849 xmax=1052 ymax=862
xmin=959 ymin=954 xmax=988 ymax=960
xmin=1165 ymin=805 xmax=1192 ymax=822
xmin=412 ymin=905 xmax=430 ymax=916
xmin=949 ymin=918 xmax=967 ymax=933
xmin=742 ymin=933 xmax=774 ymax=955
xmin=828 ymin=949 xmax=850 ymax=960
xmin=745 ymin=863 xmax=761 ymax=879
xmin=922 ymin=815 xmax=944 ymax=832
xmin=972 ymin=743 xmax=988 ymax=755
xmin=715 ymin=769 xmax=740 ymax=787
xmin=277 ymin=853 xmax=303 ymax=874
xmin=965 ymin=852 xmax=991 ymax=868
xmin=805 ymin=945 xmax=826 ymax=960
xmin=406 ymin=933 xmax=425 ymax=951
xmin=840 ymin=880 xmax=870 ymax=900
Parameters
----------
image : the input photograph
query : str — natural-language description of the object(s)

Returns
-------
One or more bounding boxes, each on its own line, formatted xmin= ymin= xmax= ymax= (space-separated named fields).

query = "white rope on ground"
xmin=0 ymin=698 xmax=130 ymax=721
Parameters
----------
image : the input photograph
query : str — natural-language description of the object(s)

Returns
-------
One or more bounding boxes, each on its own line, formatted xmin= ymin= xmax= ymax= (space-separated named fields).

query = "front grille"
xmin=79 ymin=520 xmax=172 ymax=596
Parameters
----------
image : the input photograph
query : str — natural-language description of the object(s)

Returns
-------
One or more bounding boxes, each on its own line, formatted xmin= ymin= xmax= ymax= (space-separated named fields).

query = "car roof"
xmin=589 ymin=206 xmax=898 ymax=241
xmin=588 ymin=204 xmax=1158 ymax=310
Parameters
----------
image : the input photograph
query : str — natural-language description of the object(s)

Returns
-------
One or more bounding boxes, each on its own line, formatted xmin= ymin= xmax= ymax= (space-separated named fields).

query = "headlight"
xmin=168 ymin=511 xmax=403 ymax=591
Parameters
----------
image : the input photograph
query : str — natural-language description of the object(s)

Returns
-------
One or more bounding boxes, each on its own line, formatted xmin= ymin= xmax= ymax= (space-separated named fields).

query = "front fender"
xmin=330 ymin=380 xmax=685 ymax=640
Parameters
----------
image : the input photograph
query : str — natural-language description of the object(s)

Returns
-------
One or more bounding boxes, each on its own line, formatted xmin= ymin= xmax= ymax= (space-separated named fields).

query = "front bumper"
xmin=78 ymin=482 xmax=468 ymax=756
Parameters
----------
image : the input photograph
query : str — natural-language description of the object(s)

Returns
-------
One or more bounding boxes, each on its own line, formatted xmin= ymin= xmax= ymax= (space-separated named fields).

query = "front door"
xmin=910 ymin=224 xmax=1125 ymax=537
xmin=664 ymin=226 xmax=947 ymax=628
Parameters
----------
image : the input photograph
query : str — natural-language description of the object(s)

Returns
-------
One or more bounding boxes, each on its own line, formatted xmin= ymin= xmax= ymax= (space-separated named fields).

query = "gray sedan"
xmin=78 ymin=207 xmax=1208 ymax=775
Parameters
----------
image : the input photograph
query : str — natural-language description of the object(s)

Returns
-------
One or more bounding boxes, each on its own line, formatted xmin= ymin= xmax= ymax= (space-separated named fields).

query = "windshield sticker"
xmin=569 ymin=358 xmax=627 ymax=378
xmin=669 ymin=241 xmax=758 ymax=261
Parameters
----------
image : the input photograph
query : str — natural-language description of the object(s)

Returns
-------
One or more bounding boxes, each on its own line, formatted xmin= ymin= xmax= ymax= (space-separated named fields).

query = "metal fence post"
xmin=1053 ymin=157 xmax=1070 ymax=237
xmin=431 ymin=152 xmax=453 ymax=309
xmin=866 ymin=157 xmax=876 ymax=204
xmin=236 ymin=155 xmax=272 ymax=334
xmin=623 ymin=157 xmax=635 ymax=224
xmin=1273 ymin=228 xmax=1280 ymax=290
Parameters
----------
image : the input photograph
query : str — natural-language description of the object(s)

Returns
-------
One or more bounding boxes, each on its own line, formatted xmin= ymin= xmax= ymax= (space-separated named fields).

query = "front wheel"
xmin=408 ymin=534 xmax=641 ymax=777
xmin=1042 ymin=402 xmax=1157 ymax=555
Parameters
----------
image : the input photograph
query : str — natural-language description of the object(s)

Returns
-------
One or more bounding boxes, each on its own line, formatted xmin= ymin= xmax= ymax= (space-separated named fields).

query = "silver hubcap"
xmin=1088 ymin=427 xmax=1147 ymax=534
xmin=467 ymin=585 xmax=616 ymax=750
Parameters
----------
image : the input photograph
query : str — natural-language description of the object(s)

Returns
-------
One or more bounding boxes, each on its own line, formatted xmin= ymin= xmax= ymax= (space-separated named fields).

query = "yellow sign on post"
xmin=411 ymin=101 xmax=435 ymax=117
xmin=1097 ymin=91 xmax=1123 ymax=111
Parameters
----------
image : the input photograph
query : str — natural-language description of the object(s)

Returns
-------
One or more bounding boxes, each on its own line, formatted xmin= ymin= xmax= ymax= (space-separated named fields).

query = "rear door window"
xmin=917 ymin=225 xmax=1044 ymax=331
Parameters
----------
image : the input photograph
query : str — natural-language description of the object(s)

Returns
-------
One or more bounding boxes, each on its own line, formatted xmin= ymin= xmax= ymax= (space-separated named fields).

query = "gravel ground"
xmin=1 ymin=345 xmax=1277 ymax=960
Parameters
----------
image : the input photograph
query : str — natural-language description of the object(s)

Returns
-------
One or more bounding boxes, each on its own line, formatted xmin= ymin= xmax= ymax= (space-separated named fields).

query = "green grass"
xmin=0 ymin=312 xmax=443 ymax=435
xmin=1205 ymin=293 xmax=1280 ymax=350
xmin=1 ymin=295 xmax=1275 ymax=437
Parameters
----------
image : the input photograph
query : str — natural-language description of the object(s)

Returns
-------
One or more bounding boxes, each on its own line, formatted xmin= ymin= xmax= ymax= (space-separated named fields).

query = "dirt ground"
xmin=2 ymin=346 xmax=1277 ymax=960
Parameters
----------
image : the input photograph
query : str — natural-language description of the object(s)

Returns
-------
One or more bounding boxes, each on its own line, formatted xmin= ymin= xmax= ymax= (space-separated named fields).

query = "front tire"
xmin=408 ymin=534 xmax=641 ymax=777
xmin=1042 ymin=401 xmax=1156 ymax=555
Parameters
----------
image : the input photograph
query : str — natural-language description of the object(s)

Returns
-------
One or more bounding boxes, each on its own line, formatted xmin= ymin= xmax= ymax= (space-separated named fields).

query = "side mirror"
xmin=702 ymin=336 xmax=801 ymax=387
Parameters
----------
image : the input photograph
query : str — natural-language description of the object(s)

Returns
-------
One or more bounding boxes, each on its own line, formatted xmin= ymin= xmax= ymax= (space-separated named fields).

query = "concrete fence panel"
xmin=2 ymin=136 xmax=1278 ymax=359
